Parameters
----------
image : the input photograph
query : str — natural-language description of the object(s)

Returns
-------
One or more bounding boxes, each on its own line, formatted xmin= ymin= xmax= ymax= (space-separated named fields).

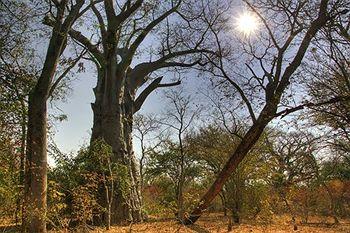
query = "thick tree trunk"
xmin=124 ymin=89 xmax=143 ymax=222
xmin=125 ymin=112 xmax=143 ymax=222
xmin=23 ymin=95 xmax=48 ymax=233
xmin=90 ymin=70 xmax=142 ymax=224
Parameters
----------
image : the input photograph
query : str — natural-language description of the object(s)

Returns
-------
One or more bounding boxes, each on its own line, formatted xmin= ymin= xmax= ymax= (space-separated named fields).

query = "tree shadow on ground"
xmin=0 ymin=225 xmax=19 ymax=233
xmin=185 ymin=224 xmax=210 ymax=233
xmin=145 ymin=217 xmax=175 ymax=223
xmin=301 ymin=222 xmax=344 ymax=228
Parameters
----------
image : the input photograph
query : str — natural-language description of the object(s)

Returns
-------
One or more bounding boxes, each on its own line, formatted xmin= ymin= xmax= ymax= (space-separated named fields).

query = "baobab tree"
xmin=49 ymin=0 xmax=227 ymax=223
xmin=184 ymin=0 xmax=349 ymax=224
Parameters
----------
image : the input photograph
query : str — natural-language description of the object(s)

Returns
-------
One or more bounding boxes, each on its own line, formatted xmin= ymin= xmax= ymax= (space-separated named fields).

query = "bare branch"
xmin=133 ymin=77 xmax=181 ymax=113
xmin=48 ymin=49 xmax=87 ymax=99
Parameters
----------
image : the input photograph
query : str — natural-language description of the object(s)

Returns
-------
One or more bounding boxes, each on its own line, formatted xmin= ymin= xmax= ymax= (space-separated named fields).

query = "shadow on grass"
xmin=0 ymin=225 xmax=19 ymax=233
xmin=300 ymin=222 xmax=344 ymax=228
xmin=145 ymin=216 xmax=211 ymax=233
xmin=145 ymin=217 xmax=175 ymax=223
xmin=185 ymin=224 xmax=210 ymax=233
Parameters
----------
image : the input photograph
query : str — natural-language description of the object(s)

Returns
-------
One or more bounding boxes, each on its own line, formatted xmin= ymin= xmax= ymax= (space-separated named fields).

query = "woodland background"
xmin=0 ymin=0 xmax=349 ymax=232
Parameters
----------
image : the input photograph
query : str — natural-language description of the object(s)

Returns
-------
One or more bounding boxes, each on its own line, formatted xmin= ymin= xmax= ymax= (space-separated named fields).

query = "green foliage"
xmin=321 ymin=159 xmax=350 ymax=181
xmin=145 ymin=139 xmax=204 ymax=214
xmin=0 ymin=139 xmax=19 ymax=221
xmin=46 ymin=139 xmax=136 ymax=229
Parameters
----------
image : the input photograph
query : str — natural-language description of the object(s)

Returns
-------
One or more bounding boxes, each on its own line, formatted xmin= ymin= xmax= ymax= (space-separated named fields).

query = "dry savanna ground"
xmin=2 ymin=214 xmax=350 ymax=233
xmin=80 ymin=214 xmax=350 ymax=233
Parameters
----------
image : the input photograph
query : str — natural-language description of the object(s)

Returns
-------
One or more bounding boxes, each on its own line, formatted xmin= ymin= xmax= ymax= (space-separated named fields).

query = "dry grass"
xmin=3 ymin=214 xmax=349 ymax=232
xmin=88 ymin=214 xmax=350 ymax=233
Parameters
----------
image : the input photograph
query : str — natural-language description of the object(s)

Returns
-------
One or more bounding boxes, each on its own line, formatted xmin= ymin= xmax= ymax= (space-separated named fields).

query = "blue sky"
xmin=48 ymin=1 xmax=250 ymax=155
xmin=50 ymin=66 xmax=206 ymax=155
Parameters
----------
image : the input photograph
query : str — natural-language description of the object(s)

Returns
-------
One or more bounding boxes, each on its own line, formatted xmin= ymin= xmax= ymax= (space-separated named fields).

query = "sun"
xmin=236 ymin=12 xmax=259 ymax=36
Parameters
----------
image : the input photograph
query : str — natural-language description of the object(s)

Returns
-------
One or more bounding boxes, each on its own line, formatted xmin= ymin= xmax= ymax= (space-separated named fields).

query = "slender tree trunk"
xmin=103 ymin=179 xmax=112 ymax=230
xmin=21 ymin=2 xmax=84 ymax=232
xmin=281 ymin=191 xmax=298 ymax=231
xmin=231 ymin=181 xmax=242 ymax=224
xmin=177 ymin=178 xmax=185 ymax=220
xmin=177 ymin=129 xmax=185 ymax=221
xmin=219 ymin=192 xmax=227 ymax=216
xmin=107 ymin=203 xmax=111 ymax=230
xmin=139 ymin=137 xmax=146 ymax=215
xmin=231 ymin=206 xmax=240 ymax=224
xmin=183 ymin=0 xmax=329 ymax=225
xmin=23 ymin=46 xmax=61 ymax=232
xmin=322 ymin=182 xmax=339 ymax=224
xmin=16 ymin=99 xmax=26 ymax=225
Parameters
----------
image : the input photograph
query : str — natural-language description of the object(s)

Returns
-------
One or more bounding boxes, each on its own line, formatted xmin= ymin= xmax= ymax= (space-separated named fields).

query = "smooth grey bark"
xmin=23 ymin=1 xmax=85 ymax=232
xmin=24 ymin=94 xmax=48 ymax=233
xmin=90 ymin=68 xmax=142 ymax=223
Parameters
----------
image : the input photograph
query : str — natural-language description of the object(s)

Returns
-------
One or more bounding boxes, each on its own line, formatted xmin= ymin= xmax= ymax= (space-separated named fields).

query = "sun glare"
xmin=236 ymin=12 xmax=259 ymax=36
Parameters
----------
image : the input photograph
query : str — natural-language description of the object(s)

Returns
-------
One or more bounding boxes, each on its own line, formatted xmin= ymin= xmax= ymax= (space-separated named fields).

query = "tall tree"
xmin=58 ymin=0 xmax=226 ymax=223
xmin=185 ymin=0 xmax=346 ymax=224
xmin=0 ymin=0 xmax=38 ymax=223
xmin=23 ymin=1 xmax=88 ymax=232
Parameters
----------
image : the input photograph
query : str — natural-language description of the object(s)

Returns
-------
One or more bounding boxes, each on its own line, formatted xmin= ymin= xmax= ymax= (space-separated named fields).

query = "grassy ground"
xmin=2 ymin=214 xmax=350 ymax=232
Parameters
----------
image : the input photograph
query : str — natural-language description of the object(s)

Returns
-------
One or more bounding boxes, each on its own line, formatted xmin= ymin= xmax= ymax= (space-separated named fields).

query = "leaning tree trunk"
xmin=183 ymin=2 xmax=329 ymax=223
xmin=90 ymin=68 xmax=142 ymax=224
xmin=183 ymin=103 xmax=277 ymax=225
